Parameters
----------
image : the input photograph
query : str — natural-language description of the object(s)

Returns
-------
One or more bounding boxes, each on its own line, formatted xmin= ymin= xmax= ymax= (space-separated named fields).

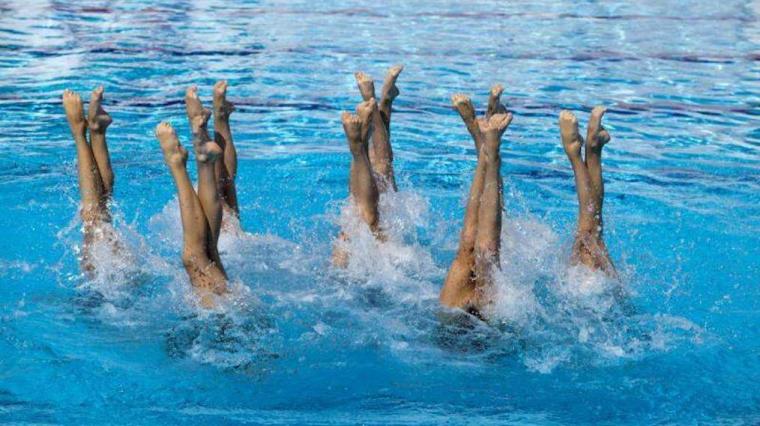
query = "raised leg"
xmin=185 ymin=87 xmax=225 ymax=272
xmin=213 ymin=80 xmax=239 ymax=216
xmin=346 ymin=99 xmax=381 ymax=235
xmin=440 ymin=95 xmax=487 ymax=308
xmin=64 ymin=89 xmax=108 ymax=273
xmin=379 ymin=65 xmax=403 ymax=131
xmin=584 ymin=106 xmax=610 ymax=237
xmin=583 ymin=106 xmax=616 ymax=276
xmin=485 ymin=84 xmax=507 ymax=120
xmin=355 ymin=71 xmax=395 ymax=191
xmin=559 ymin=110 xmax=605 ymax=271
xmin=156 ymin=122 xmax=226 ymax=302
xmin=355 ymin=69 xmax=400 ymax=192
xmin=63 ymin=90 xmax=107 ymax=223
xmin=472 ymin=113 xmax=512 ymax=293
xmin=87 ymin=86 xmax=114 ymax=201
xmin=331 ymin=100 xmax=382 ymax=267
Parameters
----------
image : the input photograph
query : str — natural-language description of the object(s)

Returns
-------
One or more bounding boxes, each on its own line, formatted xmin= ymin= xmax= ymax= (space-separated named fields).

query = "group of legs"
xmin=331 ymin=76 xmax=617 ymax=319
xmin=63 ymin=81 xmax=240 ymax=306
xmin=438 ymin=89 xmax=617 ymax=318
xmin=64 ymin=69 xmax=616 ymax=317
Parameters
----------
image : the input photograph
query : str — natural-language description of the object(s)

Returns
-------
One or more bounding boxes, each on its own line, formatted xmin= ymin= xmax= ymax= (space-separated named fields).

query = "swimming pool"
xmin=1 ymin=0 xmax=759 ymax=424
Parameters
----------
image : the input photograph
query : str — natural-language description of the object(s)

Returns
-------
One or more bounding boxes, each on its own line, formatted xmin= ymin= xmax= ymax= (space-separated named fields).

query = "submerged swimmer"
xmin=439 ymin=86 xmax=513 ymax=317
xmin=156 ymin=84 xmax=237 ymax=306
xmin=62 ymin=86 xmax=119 ymax=274
xmin=559 ymin=107 xmax=617 ymax=277
xmin=333 ymin=65 xmax=404 ymax=267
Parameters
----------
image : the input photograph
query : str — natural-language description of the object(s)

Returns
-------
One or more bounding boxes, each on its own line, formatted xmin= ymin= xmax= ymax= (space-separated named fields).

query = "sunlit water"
xmin=1 ymin=1 xmax=759 ymax=424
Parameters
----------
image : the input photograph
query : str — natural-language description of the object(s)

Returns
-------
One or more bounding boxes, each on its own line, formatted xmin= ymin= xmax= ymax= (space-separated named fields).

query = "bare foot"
xmin=559 ymin=110 xmax=583 ymax=159
xmin=156 ymin=122 xmax=188 ymax=167
xmin=355 ymin=98 xmax=376 ymax=141
xmin=195 ymin=139 xmax=222 ymax=163
xmin=341 ymin=112 xmax=365 ymax=152
xmin=482 ymin=112 xmax=512 ymax=138
xmin=586 ymin=106 xmax=610 ymax=149
xmin=185 ymin=86 xmax=211 ymax=133
xmin=355 ymin=72 xmax=376 ymax=101
xmin=62 ymin=89 xmax=86 ymax=136
xmin=451 ymin=94 xmax=476 ymax=122
xmin=486 ymin=84 xmax=506 ymax=119
xmin=87 ymin=86 xmax=112 ymax=132
xmin=213 ymin=80 xmax=235 ymax=119
xmin=381 ymin=64 xmax=404 ymax=102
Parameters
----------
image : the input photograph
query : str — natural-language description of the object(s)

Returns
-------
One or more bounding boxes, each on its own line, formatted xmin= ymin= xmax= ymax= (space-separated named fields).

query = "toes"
xmin=487 ymin=84 xmax=506 ymax=119
xmin=387 ymin=64 xmax=404 ymax=80
xmin=91 ymin=85 xmax=104 ymax=102
xmin=355 ymin=72 xmax=376 ymax=100
xmin=484 ymin=112 xmax=512 ymax=133
xmin=559 ymin=110 xmax=578 ymax=128
xmin=186 ymin=85 xmax=199 ymax=100
xmin=62 ymin=90 xmax=85 ymax=120
xmin=341 ymin=112 xmax=363 ymax=138
xmin=587 ymin=105 xmax=606 ymax=133
xmin=213 ymin=80 xmax=228 ymax=96
xmin=451 ymin=94 xmax=476 ymax=121
xmin=155 ymin=122 xmax=176 ymax=139
xmin=355 ymin=71 xmax=372 ymax=84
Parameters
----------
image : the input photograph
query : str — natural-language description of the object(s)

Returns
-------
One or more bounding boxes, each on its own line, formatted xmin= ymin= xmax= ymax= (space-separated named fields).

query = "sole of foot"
xmin=586 ymin=106 xmax=610 ymax=148
xmin=559 ymin=110 xmax=583 ymax=157
xmin=213 ymin=80 xmax=235 ymax=117
xmin=62 ymin=89 xmax=86 ymax=133
xmin=185 ymin=86 xmax=206 ymax=122
xmin=341 ymin=112 xmax=365 ymax=145
xmin=156 ymin=122 xmax=189 ymax=166
xmin=355 ymin=72 xmax=376 ymax=101
xmin=88 ymin=85 xmax=112 ymax=132
xmin=381 ymin=64 xmax=404 ymax=101
xmin=451 ymin=93 xmax=476 ymax=121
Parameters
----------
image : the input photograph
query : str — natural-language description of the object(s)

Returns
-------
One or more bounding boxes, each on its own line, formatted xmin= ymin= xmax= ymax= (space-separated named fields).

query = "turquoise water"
xmin=1 ymin=1 xmax=759 ymax=424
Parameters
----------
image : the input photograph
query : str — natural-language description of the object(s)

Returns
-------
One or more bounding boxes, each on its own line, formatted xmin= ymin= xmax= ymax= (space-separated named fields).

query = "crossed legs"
xmin=559 ymin=107 xmax=616 ymax=277
xmin=62 ymin=86 xmax=115 ymax=274
xmin=440 ymin=87 xmax=512 ymax=316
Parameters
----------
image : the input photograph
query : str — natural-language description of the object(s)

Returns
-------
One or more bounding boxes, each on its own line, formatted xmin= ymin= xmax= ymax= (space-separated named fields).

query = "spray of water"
xmin=59 ymin=187 xmax=702 ymax=374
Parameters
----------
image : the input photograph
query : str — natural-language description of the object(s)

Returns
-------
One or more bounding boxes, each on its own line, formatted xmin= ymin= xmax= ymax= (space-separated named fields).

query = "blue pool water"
xmin=1 ymin=1 xmax=759 ymax=424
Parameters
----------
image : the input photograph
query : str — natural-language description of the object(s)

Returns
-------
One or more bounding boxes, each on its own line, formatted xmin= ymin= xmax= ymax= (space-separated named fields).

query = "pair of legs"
xmin=559 ymin=107 xmax=616 ymax=277
xmin=332 ymin=66 xmax=403 ymax=267
xmin=354 ymin=65 xmax=403 ymax=191
xmin=439 ymin=86 xmax=513 ymax=316
xmin=156 ymin=86 xmax=232 ymax=305
xmin=62 ymin=86 xmax=115 ymax=274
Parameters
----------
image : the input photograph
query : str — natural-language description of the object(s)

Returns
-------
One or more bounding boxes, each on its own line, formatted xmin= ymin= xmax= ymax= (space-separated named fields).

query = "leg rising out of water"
xmin=156 ymin=121 xmax=227 ymax=305
xmin=440 ymin=86 xmax=512 ymax=317
xmin=332 ymin=99 xmax=383 ymax=267
xmin=213 ymin=80 xmax=239 ymax=216
xmin=354 ymin=65 xmax=403 ymax=191
xmin=559 ymin=108 xmax=616 ymax=276
xmin=63 ymin=88 xmax=115 ymax=273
